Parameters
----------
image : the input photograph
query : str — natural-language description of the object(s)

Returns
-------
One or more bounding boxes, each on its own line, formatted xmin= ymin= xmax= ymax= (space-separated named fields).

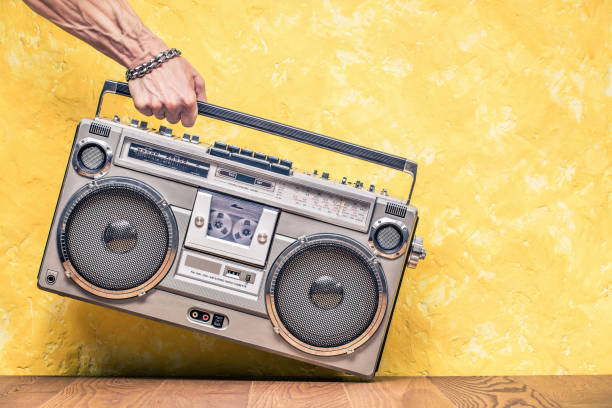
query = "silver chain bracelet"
xmin=125 ymin=48 xmax=182 ymax=81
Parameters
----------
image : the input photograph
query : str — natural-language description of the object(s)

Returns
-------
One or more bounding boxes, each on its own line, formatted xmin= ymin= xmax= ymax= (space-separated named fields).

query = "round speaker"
xmin=266 ymin=234 xmax=387 ymax=356
xmin=78 ymin=144 xmax=106 ymax=171
xmin=57 ymin=177 xmax=178 ymax=299
xmin=369 ymin=217 xmax=410 ymax=259
xmin=72 ymin=138 xmax=113 ymax=178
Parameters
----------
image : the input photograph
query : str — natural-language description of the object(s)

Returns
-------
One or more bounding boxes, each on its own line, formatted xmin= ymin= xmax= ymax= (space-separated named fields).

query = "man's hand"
xmin=129 ymin=56 xmax=206 ymax=127
xmin=23 ymin=0 xmax=206 ymax=127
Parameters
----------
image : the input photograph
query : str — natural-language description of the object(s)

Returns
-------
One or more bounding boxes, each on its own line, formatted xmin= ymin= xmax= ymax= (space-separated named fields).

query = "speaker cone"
xmin=57 ymin=177 xmax=178 ymax=299
xmin=266 ymin=234 xmax=387 ymax=356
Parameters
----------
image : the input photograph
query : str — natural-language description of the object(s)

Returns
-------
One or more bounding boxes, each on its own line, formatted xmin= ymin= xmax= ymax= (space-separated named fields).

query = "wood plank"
xmin=516 ymin=375 xmax=612 ymax=408
xmin=38 ymin=377 xmax=164 ymax=408
xmin=0 ymin=376 xmax=76 ymax=408
xmin=343 ymin=377 xmax=455 ymax=408
xmin=140 ymin=379 xmax=251 ymax=408
xmin=430 ymin=376 xmax=562 ymax=408
xmin=247 ymin=381 xmax=351 ymax=408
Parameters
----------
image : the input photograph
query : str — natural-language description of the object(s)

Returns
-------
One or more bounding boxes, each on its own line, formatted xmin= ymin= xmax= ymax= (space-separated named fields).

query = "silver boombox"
xmin=38 ymin=80 xmax=426 ymax=378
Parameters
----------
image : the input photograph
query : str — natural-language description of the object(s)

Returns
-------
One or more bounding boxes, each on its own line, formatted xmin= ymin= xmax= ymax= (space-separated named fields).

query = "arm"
xmin=23 ymin=0 xmax=206 ymax=127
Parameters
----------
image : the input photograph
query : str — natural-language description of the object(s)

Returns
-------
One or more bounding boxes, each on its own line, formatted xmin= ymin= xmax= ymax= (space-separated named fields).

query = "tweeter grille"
xmin=375 ymin=225 xmax=402 ymax=251
xmin=266 ymin=234 xmax=387 ymax=356
xmin=79 ymin=145 xmax=106 ymax=171
xmin=369 ymin=218 xmax=410 ymax=259
xmin=57 ymin=177 xmax=178 ymax=298
xmin=72 ymin=138 xmax=112 ymax=178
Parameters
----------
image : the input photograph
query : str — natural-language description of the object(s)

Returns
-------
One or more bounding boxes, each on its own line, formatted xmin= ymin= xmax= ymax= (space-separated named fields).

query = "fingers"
xmin=181 ymin=94 xmax=198 ymax=127
xmin=128 ymin=59 xmax=205 ymax=128
xmin=194 ymin=73 xmax=207 ymax=102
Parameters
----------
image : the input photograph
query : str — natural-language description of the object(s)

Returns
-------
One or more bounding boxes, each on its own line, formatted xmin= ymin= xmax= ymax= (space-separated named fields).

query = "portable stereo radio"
xmin=38 ymin=80 xmax=426 ymax=378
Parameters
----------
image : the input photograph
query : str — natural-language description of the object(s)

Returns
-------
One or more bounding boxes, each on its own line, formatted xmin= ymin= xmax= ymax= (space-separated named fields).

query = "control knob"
xmin=407 ymin=237 xmax=426 ymax=268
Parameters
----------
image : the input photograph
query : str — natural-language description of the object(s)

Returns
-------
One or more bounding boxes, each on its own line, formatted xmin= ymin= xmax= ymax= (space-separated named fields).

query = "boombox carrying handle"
xmin=96 ymin=80 xmax=418 ymax=204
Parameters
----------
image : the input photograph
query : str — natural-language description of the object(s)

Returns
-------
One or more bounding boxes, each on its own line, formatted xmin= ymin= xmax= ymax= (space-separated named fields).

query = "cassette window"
xmin=207 ymin=192 xmax=264 ymax=246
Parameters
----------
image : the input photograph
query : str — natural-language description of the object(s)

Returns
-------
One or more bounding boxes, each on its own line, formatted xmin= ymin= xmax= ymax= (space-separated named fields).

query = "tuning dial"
xmin=407 ymin=237 xmax=426 ymax=269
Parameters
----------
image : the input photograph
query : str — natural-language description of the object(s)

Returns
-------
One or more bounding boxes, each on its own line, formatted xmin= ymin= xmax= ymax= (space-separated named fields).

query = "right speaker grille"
xmin=267 ymin=234 xmax=387 ymax=355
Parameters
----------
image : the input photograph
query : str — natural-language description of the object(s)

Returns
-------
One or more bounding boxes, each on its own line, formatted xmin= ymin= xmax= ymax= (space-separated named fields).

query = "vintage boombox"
xmin=38 ymin=80 xmax=426 ymax=378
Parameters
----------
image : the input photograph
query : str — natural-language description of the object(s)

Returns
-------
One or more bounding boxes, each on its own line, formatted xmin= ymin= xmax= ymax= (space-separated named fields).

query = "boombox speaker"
xmin=38 ymin=80 xmax=426 ymax=378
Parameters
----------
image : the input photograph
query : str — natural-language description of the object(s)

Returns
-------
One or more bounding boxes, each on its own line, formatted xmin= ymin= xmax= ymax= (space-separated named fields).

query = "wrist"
xmin=123 ymin=33 xmax=167 ymax=69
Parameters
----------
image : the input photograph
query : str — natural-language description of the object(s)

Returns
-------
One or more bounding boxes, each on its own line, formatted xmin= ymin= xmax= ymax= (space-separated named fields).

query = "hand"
xmin=129 ymin=56 xmax=206 ymax=127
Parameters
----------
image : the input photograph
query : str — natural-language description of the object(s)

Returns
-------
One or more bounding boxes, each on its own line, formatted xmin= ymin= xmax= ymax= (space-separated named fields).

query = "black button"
xmin=270 ymin=164 xmax=291 ymax=175
xmin=214 ymin=141 xmax=227 ymax=149
xmin=341 ymin=177 xmax=347 ymax=184
xmin=280 ymin=159 xmax=292 ymax=168
xmin=266 ymin=156 xmax=279 ymax=164
xmin=210 ymin=148 xmax=231 ymax=159
xmin=139 ymin=121 xmax=148 ymax=129
xmin=254 ymin=152 xmax=266 ymax=160
xmin=228 ymin=145 xmax=240 ymax=153
xmin=212 ymin=314 xmax=225 ymax=328
xmin=322 ymin=172 xmax=329 ymax=179
xmin=191 ymin=135 xmax=200 ymax=144
xmin=230 ymin=153 xmax=271 ymax=170
xmin=130 ymin=119 xmax=139 ymax=127
xmin=369 ymin=184 xmax=375 ymax=192
xmin=240 ymin=148 xmax=253 ymax=156
xmin=182 ymin=133 xmax=191 ymax=142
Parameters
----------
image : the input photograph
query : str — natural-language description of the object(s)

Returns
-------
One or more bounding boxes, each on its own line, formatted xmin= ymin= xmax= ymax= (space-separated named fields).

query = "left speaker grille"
xmin=59 ymin=178 xmax=177 ymax=297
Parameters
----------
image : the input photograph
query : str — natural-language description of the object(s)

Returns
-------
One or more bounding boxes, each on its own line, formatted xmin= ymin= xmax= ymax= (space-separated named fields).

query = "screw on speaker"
xmin=368 ymin=217 xmax=411 ymax=259
xmin=56 ymin=177 xmax=178 ymax=299
xmin=266 ymin=234 xmax=388 ymax=356
xmin=72 ymin=137 xmax=113 ymax=178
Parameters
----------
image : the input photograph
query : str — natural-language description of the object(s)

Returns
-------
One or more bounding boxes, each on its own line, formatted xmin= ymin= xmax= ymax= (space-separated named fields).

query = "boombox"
xmin=38 ymin=80 xmax=426 ymax=378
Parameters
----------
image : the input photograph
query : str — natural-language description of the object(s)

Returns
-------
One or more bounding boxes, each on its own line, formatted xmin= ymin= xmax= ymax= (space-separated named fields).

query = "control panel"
xmin=111 ymin=116 xmax=389 ymax=196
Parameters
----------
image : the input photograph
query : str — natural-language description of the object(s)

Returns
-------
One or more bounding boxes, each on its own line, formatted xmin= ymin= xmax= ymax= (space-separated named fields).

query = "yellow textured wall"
xmin=0 ymin=0 xmax=610 ymax=377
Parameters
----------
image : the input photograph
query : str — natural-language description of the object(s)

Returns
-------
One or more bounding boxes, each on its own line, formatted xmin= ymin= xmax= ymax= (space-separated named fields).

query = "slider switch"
xmin=212 ymin=314 xmax=225 ymax=329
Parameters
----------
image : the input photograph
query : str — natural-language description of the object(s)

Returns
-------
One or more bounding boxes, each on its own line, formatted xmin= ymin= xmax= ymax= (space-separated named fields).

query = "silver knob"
xmin=407 ymin=237 xmax=426 ymax=268
xmin=257 ymin=232 xmax=268 ymax=244
xmin=194 ymin=216 xmax=205 ymax=228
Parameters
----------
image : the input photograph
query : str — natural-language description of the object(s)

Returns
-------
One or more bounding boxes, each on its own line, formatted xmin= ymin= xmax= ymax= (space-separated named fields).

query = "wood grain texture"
xmin=247 ymin=381 xmax=351 ymax=408
xmin=38 ymin=378 xmax=163 ymax=408
xmin=430 ymin=376 xmax=562 ymax=408
xmin=516 ymin=376 xmax=612 ymax=408
xmin=0 ymin=376 xmax=76 ymax=408
xmin=343 ymin=377 xmax=455 ymax=408
xmin=141 ymin=379 xmax=251 ymax=408
xmin=2 ymin=376 xmax=612 ymax=408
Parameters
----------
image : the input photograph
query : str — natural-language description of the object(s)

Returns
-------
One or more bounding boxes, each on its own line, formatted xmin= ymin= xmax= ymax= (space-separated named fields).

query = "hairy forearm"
xmin=23 ymin=0 xmax=165 ymax=67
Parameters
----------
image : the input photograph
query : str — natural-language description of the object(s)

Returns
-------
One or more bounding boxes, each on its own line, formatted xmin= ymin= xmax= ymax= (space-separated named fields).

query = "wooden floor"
xmin=0 ymin=376 xmax=610 ymax=408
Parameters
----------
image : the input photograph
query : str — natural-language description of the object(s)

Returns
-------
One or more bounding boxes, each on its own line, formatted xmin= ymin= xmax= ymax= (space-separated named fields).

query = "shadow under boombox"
xmin=38 ymin=80 xmax=426 ymax=378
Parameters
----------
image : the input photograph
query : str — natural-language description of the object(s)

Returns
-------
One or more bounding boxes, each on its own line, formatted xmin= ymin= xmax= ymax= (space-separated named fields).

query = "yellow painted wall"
xmin=0 ymin=0 xmax=610 ymax=377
